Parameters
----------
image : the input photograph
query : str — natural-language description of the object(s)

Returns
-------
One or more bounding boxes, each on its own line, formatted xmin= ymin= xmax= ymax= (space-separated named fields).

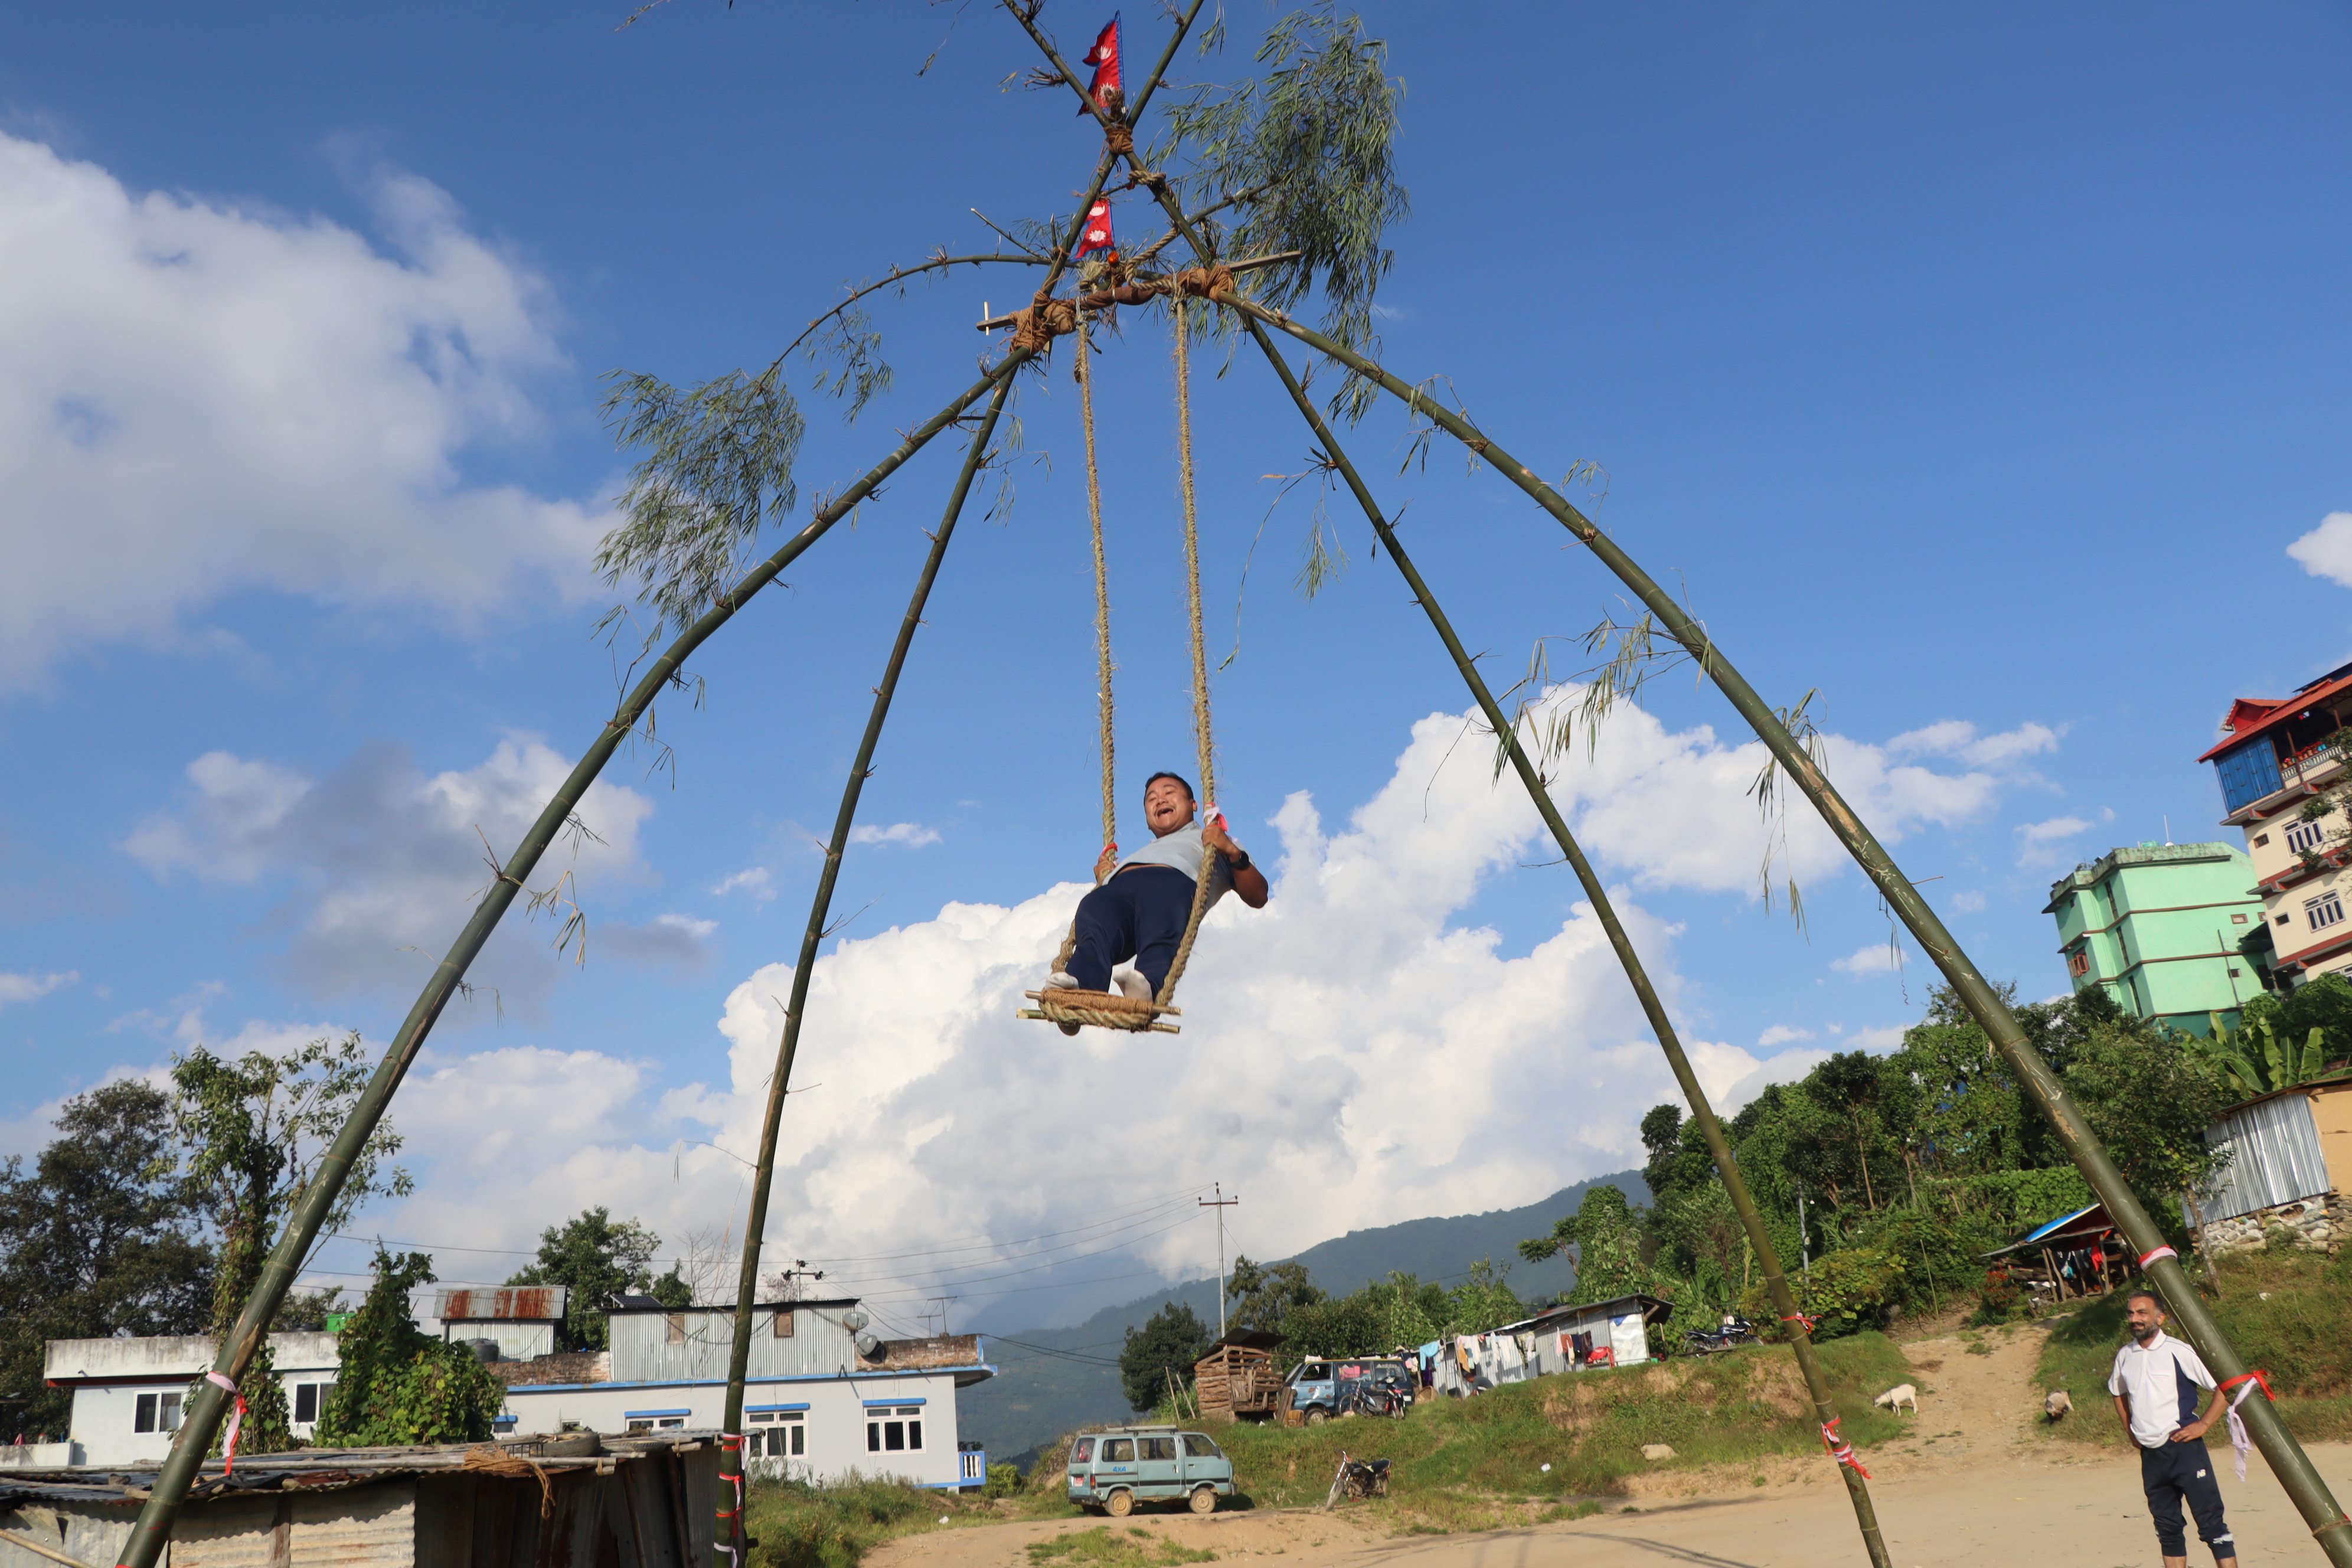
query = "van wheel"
xmin=1189 ymin=1488 xmax=1217 ymax=1515
xmin=1304 ymin=1408 xmax=1328 ymax=1426
xmin=1103 ymin=1490 xmax=1134 ymax=1518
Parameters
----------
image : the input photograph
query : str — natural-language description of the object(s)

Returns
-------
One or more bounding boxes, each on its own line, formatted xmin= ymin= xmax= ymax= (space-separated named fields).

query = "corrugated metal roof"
xmin=435 ymin=1286 xmax=567 ymax=1323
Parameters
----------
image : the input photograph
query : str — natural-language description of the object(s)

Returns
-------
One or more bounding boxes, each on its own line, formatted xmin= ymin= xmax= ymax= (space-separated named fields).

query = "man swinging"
xmin=1043 ymin=771 xmax=1268 ymax=1023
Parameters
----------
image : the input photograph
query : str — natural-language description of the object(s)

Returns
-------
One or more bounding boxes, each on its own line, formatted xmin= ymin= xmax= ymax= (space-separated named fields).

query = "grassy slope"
xmin=748 ymin=1336 xmax=1915 ymax=1566
xmin=2036 ymin=1250 xmax=2352 ymax=1449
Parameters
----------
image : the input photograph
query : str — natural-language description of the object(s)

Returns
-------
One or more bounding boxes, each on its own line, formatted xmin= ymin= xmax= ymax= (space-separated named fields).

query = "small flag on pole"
xmin=1075 ymin=197 xmax=1116 ymax=260
xmin=1079 ymin=14 xmax=1122 ymax=113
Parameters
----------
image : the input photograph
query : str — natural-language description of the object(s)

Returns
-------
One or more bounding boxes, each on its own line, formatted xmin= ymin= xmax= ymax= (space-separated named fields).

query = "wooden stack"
xmin=1192 ymin=1330 xmax=1286 ymax=1425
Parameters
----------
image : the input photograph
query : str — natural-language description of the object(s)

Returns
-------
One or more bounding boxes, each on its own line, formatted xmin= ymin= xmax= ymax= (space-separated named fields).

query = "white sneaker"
xmin=1045 ymin=972 xmax=1081 ymax=990
xmin=1112 ymin=968 xmax=1153 ymax=1002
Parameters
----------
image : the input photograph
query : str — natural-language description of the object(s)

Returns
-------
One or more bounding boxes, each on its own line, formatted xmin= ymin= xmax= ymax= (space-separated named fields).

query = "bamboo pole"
xmin=712 ymin=376 xmax=1011 ymax=1564
xmin=1206 ymin=294 xmax=2352 ymax=1564
xmin=109 ymin=352 xmax=1028 ymax=1568
xmin=1237 ymin=326 xmax=1894 ymax=1568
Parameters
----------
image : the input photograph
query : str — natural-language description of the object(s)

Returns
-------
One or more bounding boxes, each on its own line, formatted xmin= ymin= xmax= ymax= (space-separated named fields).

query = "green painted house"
xmin=2044 ymin=842 xmax=2268 ymax=1032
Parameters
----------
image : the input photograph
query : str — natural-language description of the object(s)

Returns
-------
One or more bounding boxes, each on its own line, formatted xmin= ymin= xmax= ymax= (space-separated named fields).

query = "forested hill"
xmin=961 ymin=1170 xmax=1647 ymax=1467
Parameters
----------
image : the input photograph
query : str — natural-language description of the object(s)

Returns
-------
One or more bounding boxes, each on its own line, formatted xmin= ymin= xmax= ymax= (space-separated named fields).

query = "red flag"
xmin=1075 ymin=197 xmax=1116 ymax=260
xmin=1079 ymin=14 xmax=1122 ymax=113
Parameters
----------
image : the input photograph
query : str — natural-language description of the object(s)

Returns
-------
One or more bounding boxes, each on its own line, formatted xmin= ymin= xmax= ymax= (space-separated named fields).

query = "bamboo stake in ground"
xmin=1207 ymin=292 xmax=2352 ymax=1567
xmin=714 ymin=377 xmax=1012 ymax=1567
xmin=109 ymin=349 xmax=1028 ymax=1568
xmin=1238 ymin=326 xmax=1895 ymax=1568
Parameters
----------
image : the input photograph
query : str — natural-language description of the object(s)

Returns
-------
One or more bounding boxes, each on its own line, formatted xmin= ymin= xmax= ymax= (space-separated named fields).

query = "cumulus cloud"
xmin=1888 ymin=720 xmax=2063 ymax=769
xmin=1831 ymin=943 xmax=1906 ymax=976
xmin=348 ymin=693 xmax=2043 ymax=1299
xmin=847 ymin=822 xmax=942 ymax=849
xmin=2014 ymin=808 xmax=2112 ymax=869
xmin=2288 ymin=512 xmax=2352 ymax=589
xmin=1845 ymin=1025 xmax=1907 ymax=1050
xmin=1757 ymin=1024 xmax=1814 ymax=1047
xmin=0 ymin=971 xmax=77 ymax=1007
xmin=0 ymin=132 xmax=607 ymax=682
xmin=123 ymin=737 xmax=653 ymax=1011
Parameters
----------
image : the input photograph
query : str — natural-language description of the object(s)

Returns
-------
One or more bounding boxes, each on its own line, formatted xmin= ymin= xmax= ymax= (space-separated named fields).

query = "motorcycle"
xmin=1323 ymin=1451 xmax=1391 ymax=1508
xmin=1682 ymin=1317 xmax=1760 ymax=1356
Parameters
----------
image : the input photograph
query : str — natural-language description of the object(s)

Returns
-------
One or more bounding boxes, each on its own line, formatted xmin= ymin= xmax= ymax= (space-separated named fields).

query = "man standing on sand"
xmin=2110 ymin=1288 xmax=2237 ymax=1568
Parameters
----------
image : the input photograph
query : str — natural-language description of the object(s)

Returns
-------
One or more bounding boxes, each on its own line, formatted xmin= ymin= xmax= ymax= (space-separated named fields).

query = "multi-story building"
xmin=2044 ymin=842 xmax=2267 ymax=1030
xmin=2202 ymin=659 xmax=2352 ymax=989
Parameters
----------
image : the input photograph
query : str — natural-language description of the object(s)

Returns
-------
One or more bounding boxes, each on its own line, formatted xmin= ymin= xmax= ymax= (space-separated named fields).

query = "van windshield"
xmin=1298 ymin=1363 xmax=1331 ymax=1380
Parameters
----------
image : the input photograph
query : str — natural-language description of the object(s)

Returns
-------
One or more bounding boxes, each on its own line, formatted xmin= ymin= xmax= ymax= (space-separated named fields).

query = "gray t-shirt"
xmin=1115 ymin=822 xmax=1230 ymax=909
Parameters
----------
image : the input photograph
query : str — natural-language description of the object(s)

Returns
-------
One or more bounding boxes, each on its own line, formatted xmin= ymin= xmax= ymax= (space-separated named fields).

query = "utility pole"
xmin=1200 ymin=1184 xmax=1240 ymax=1338
xmin=924 ymin=1296 xmax=958 ymax=1338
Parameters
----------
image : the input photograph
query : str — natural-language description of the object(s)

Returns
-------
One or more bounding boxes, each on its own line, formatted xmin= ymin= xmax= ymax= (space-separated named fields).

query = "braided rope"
xmin=1155 ymin=298 xmax=1220 ymax=1011
xmin=1050 ymin=308 xmax=1120 ymax=979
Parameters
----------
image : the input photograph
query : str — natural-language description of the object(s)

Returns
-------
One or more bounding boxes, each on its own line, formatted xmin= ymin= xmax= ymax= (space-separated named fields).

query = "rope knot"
xmin=1172 ymin=264 xmax=1237 ymax=300
xmin=1008 ymin=297 xmax=1079 ymax=355
xmin=1103 ymin=120 xmax=1135 ymax=158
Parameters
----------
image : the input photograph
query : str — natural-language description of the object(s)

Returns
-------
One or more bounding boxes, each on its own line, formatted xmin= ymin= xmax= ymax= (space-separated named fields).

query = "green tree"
xmin=508 ymin=1207 xmax=667 ymax=1351
xmin=1224 ymin=1255 xmax=1323 ymax=1333
xmin=2064 ymin=1020 xmax=2238 ymax=1231
xmin=1521 ymin=1184 xmax=1647 ymax=1299
xmin=0 ymin=1083 xmax=213 ymax=1435
xmin=172 ymin=1033 xmax=410 ymax=1455
xmin=316 ymin=1247 xmax=502 ymax=1447
xmin=1118 ymin=1302 xmax=1209 ymax=1412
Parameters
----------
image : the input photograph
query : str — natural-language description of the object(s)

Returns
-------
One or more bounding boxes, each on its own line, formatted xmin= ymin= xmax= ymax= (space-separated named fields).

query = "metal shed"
xmin=0 ymin=1432 xmax=716 ymax=1568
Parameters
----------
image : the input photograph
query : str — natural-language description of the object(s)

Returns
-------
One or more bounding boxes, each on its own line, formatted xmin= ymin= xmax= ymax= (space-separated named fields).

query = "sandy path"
xmin=878 ymin=1328 xmax=2349 ymax=1568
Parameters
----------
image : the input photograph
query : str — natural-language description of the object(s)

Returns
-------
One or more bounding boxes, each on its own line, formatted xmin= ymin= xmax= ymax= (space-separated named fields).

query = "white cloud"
xmin=2288 ymin=512 xmax=2352 ymax=589
xmin=123 ymin=737 xmax=653 ymax=1011
xmin=1756 ymin=1024 xmax=1814 ymax=1047
xmin=1887 ymin=720 xmax=2063 ymax=769
xmin=847 ymin=822 xmax=942 ymax=849
xmin=711 ymin=868 xmax=775 ymax=902
xmin=1950 ymin=890 xmax=1987 ymax=913
xmin=1832 ymin=942 xmax=1906 ymax=975
xmin=2014 ymin=808 xmax=2112 ymax=869
xmin=0 ymin=970 xmax=77 ymax=1007
xmin=1845 ymin=1025 xmax=1907 ymax=1051
xmin=0 ymin=132 xmax=607 ymax=682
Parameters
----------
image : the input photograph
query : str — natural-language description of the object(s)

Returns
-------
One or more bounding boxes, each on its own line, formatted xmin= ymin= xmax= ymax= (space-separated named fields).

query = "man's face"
xmin=2125 ymin=1295 xmax=2165 ymax=1345
xmin=1144 ymin=778 xmax=1195 ymax=835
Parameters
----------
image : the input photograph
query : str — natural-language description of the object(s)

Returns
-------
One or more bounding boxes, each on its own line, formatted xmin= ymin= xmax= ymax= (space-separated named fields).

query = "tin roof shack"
xmin=2196 ymin=1075 xmax=2352 ymax=1255
xmin=0 ymin=1431 xmax=714 ymax=1568
xmin=1979 ymin=1204 xmax=2130 ymax=1302
xmin=437 ymin=1288 xmax=568 ymax=1362
xmin=489 ymin=1302 xmax=994 ymax=1491
xmin=43 ymin=1334 xmax=341 ymax=1469
xmin=1192 ymin=1331 xmax=1285 ymax=1424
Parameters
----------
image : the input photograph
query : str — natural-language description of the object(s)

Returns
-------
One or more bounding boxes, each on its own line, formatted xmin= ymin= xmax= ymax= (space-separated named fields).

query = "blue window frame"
xmin=2216 ymin=740 xmax=2284 ymax=814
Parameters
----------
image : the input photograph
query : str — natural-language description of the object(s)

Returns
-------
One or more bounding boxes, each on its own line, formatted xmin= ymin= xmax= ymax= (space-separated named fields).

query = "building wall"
xmin=2045 ymin=844 xmax=2265 ymax=1026
xmin=445 ymin=1321 xmax=557 ymax=1359
xmin=2310 ymin=1082 xmax=2352 ymax=1193
xmin=500 ymin=1370 xmax=974 ymax=1489
xmin=58 ymin=1335 xmax=340 ymax=1467
xmin=608 ymin=1308 xmax=863 ymax=1384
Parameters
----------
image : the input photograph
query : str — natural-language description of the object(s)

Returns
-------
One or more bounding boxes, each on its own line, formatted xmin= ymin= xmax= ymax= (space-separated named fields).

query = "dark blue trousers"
xmin=2141 ymin=1439 xmax=2233 ymax=1559
xmin=1067 ymin=866 xmax=1195 ymax=994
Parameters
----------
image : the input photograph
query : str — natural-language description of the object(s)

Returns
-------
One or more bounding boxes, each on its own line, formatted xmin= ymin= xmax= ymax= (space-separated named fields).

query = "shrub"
xmin=1741 ymin=1246 xmax=1906 ymax=1339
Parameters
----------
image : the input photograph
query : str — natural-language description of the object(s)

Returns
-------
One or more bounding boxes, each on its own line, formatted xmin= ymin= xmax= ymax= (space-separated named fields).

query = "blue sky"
xmin=3 ymin=2 xmax=2349 ymax=1331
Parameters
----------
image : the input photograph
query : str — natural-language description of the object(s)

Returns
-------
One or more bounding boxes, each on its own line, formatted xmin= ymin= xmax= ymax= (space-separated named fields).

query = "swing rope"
xmin=1023 ymin=296 xmax=1226 ymax=1034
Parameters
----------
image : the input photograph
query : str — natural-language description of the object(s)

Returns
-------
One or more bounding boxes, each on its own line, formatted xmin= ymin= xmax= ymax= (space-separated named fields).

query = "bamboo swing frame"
xmin=113 ymin=9 xmax=2352 ymax=1568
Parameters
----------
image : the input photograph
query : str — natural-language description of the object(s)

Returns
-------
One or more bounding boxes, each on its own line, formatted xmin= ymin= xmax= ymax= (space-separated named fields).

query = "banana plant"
xmin=2205 ymin=1012 xmax=2327 ymax=1099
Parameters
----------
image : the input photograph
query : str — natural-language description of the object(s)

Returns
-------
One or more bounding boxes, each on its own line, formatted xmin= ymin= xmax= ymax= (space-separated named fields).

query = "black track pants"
xmin=1067 ymin=866 xmax=1195 ymax=993
xmin=2141 ymin=1438 xmax=2233 ymax=1559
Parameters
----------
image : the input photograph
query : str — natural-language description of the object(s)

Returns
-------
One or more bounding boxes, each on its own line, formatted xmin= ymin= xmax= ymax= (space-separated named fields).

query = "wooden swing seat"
xmin=1018 ymin=988 xmax=1182 ymax=1034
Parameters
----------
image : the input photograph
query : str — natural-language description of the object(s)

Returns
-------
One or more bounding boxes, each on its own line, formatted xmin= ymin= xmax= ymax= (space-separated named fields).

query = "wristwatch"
xmin=1228 ymin=848 xmax=1252 ymax=872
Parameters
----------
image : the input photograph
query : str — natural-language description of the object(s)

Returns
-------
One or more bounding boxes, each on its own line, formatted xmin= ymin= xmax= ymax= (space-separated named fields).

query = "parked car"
xmin=1289 ymin=1357 xmax=1414 ymax=1423
xmin=1285 ymin=1358 xmax=1339 ymax=1423
xmin=1066 ymin=1426 xmax=1237 ymax=1516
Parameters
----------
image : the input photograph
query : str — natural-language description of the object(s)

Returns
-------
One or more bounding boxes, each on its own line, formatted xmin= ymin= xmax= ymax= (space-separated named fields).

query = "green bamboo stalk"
xmin=1240 ymin=328 xmax=1894 ymax=1568
xmin=110 ymin=351 xmax=1027 ymax=1568
xmin=712 ymin=377 xmax=1011 ymax=1564
xmin=1210 ymin=294 xmax=2352 ymax=1564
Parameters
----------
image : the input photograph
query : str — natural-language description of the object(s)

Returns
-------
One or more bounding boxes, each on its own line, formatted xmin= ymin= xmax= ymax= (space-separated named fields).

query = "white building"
xmin=436 ymin=1284 xmax=567 ymax=1359
xmin=40 ymin=1332 xmax=341 ymax=1467
xmin=37 ymin=1298 xmax=994 ymax=1489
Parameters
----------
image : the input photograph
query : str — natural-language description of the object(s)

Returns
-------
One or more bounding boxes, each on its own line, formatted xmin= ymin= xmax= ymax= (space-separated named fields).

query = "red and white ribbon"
xmin=205 ymin=1371 xmax=244 ymax=1474
xmin=1819 ymin=1416 xmax=1872 ymax=1481
xmin=2219 ymin=1370 xmax=2275 ymax=1483
xmin=2138 ymin=1246 xmax=2178 ymax=1268
xmin=1781 ymin=1312 xmax=1820 ymax=1337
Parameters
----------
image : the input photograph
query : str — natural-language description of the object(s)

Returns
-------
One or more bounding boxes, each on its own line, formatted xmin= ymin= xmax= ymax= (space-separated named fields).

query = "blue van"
xmin=1065 ymin=1426 xmax=1237 ymax=1515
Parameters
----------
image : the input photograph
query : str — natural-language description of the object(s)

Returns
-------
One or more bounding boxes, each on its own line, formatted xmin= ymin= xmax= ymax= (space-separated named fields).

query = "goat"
xmin=1873 ymin=1383 xmax=1918 ymax=1415
xmin=2044 ymin=1389 xmax=2073 ymax=1422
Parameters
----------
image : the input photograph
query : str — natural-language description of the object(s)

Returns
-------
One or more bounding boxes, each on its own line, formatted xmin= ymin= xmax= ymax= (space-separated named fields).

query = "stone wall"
xmin=2200 ymin=1189 xmax=2350 ymax=1255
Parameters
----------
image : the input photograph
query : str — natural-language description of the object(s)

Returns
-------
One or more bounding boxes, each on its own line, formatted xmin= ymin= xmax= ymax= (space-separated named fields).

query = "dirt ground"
xmin=878 ymin=1325 xmax=2352 ymax=1568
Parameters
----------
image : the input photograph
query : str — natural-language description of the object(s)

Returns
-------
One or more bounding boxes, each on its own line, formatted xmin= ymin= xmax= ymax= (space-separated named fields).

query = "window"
xmin=1182 ymin=1435 xmax=1223 ymax=1459
xmin=665 ymin=1313 xmax=685 ymax=1345
xmin=2067 ymin=949 xmax=2090 ymax=978
xmin=865 ymin=1406 xmax=923 ymax=1453
xmin=2279 ymin=914 xmax=2293 ymax=926
xmin=2255 ymin=834 xmax=2271 ymax=848
xmin=293 ymin=1382 xmax=334 ymax=1425
xmin=773 ymin=1310 xmax=794 ymax=1339
xmin=748 ymin=1411 xmax=805 ymax=1458
xmin=1069 ymin=1439 xmax=1095 ymax=1466
xmin=2233 ymin=913 xmax=2250 ymax=925
xmin=2308 ymin=891 xmax=2345 ymax=932
xmin=2216 ymin=740 xmax=2285 ymax=814
xmin=1101 ymin=1438 xmax=1135 ymax=1462
xmin=133 ymin=1391 xmax=183 ymax=1434
xmin=2288 ymin=819 xmax=2328 ymax=855
xmin=1138 ymin=1437 xmax=1177 ymax=1461
xmin=626 ymin=1410 xmax=691 ymax=1433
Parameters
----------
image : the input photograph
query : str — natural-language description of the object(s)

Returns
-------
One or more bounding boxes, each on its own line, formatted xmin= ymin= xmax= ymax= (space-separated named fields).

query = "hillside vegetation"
xmin=2036 ymin=1246 xmax=2352 ymax=1448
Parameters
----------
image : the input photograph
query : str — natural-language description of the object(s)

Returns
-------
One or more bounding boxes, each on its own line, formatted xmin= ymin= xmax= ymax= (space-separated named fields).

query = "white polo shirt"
xmin=1114 ymin=824 xmax=1230 ymax=912
xmin=2108 ymin=1330 xmax=2214 ymax=1449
